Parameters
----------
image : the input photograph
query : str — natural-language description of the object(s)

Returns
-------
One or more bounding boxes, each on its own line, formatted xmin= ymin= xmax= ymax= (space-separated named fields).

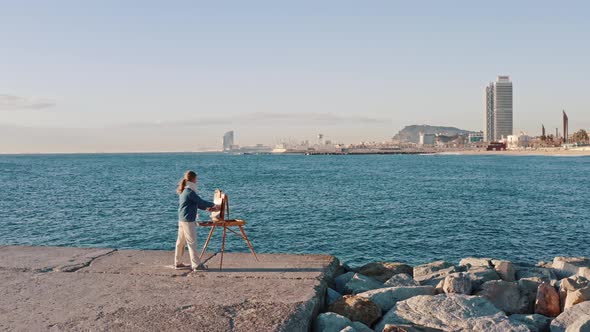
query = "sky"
xmin=1 ymin=0 xmax=589 ymax=153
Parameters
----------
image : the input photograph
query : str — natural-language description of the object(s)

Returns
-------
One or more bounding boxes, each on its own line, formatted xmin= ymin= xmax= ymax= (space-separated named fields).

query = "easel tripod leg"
xmin=239 ymin=225 xmax=258 ymax=261
xmin=220 ymin=226 xmax=227 ymax=270
xmin=199 ymin=225 xmax=216 ymax=259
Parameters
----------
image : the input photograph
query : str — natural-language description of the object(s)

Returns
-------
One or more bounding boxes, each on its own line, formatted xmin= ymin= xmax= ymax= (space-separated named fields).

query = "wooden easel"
xmin=198 ymin=189 xmax=258 ymax=270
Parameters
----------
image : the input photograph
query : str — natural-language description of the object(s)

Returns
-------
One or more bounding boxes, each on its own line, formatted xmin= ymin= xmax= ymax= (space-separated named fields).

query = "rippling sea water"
xmin=0 ymin=153 xmax=588 ymax=266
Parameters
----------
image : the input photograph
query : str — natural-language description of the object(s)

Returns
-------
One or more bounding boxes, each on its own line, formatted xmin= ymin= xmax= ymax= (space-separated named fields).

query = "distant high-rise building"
xmin=563 ymin=110 xmax=569 ymax=144
xmin=484 ymin=82 xmax=495 ymax=142
xmin=494 ymin=76 xmax=513 ymax=140
xmin=484 ymin=76 xmax=513 ymax=141
xmin=222 ymin=131 xmax=234 ymax=151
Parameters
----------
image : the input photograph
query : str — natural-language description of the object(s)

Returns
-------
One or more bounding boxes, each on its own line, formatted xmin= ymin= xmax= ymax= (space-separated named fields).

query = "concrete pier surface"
xmin=0 ymin=245 xmax=338 ymax=331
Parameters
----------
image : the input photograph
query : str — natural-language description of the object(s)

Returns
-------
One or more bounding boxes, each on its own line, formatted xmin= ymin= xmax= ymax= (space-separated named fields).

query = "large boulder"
xmin=564 ymin=286 xmax=590 ymax=310
xmin=567 ymin=318 xmax=590 ymax=332
xmin=467 ymin=266 xmax=502 ymax=292
xmin=350 ymin=322 xmax=374 ymax=332
xmin=550 ymin=300 xmax=590 ymax=332
xmin=357 ymin=262 xmax=413 ymax=283
xmin=493 ymin=260 xmax=517 ymax=282
xmin=413 ymin=261 xmax=453 ymax=277
xmin=434 ymin=279 xmax=445 ymax=295
xmin=518 ymin=279 xmax=543 ymax=314
xmin=348 ymin=321 xmax=373 ymax=332
xmin=357 ymin=286 xmax=435 ymax=312
xmin=515 ymin=265 xmax=558 ymax=283
xmin=535 ymin=282 xmax=560 ymax=317
xmin=328 ymin=295 xmax=382 ymax=326
xmin=414 ymin=267 xmax=457 ymax=287
xmin=522 ymin=277 xmax=545 ymax=284
xmin=384 ymin=273 xmax=420 ymax=287
xmin=336 ymin=272 xmax=356 ymax=294
xmin=414 ymin=265 xmax=458 ymax=287
xmin=559 ymin=277 xmax=589 ymax=310
xmin=327 ymin=287 xmax=343 ymax=306
xmin=333 ymin=263 xmax=349 ymax=279
xmin=537 ymin=261 xmax=553 ymax=269
xmin=314 ymin=312 xmax=374 ymax=332
xmin=476 ymin=280 xmax=531 ymax=314
xmin=553 ymin=256 xmax=590 ymax=279
xmin=344 ymin=273 xmax=385 ymax=294
xmin=314 ymin=312 xmax=352 ymax=332
xmin=374 ymin=294 xmax=530 ymax=332
xmin=338 ymin=322 xmax=373 ymax=332
xmin=442 ymin=272 xmax=472 ymax=295
xmin=509 ymin=314 xmax=552 ymax=332
xmin=459 ymin=257 xmax=493 ymax=268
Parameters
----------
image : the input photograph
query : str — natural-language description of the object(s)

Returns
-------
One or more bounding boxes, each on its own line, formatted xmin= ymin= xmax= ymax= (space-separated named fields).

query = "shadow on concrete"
xmin=204 ymin=268 xmax=325 ymax=273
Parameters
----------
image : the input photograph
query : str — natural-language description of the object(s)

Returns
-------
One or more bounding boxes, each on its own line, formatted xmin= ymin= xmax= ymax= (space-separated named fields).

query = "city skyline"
xmin=2 ymin=1 xmax=590 ymax=153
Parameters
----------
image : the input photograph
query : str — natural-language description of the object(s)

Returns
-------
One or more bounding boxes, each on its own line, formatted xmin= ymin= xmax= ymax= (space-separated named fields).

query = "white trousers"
xmin=174 ymin=221 xmax=201 ymax=268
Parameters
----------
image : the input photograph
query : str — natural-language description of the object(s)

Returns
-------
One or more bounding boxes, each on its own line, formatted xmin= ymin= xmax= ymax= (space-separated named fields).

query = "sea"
xmin=0 ymin=153 xmax=588 ymax=267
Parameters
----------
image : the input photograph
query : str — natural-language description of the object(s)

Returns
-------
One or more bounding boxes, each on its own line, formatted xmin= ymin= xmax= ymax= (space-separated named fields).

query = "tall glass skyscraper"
xmin=222 ymin=131 xmax=234 ymax=151
xmin=484 ymin=76 xmax=513 ymax=141
xmin=484 ymin=82 xmax=495 ymax=142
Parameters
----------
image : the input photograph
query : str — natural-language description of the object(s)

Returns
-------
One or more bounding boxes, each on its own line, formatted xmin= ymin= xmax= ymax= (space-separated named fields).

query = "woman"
xmin=175 ymin=170 xmax=218 ymax=271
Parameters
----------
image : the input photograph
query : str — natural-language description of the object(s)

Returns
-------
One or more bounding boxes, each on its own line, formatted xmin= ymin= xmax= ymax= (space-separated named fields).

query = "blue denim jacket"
xmin=178 ymin=188 xmax=215 ymax=222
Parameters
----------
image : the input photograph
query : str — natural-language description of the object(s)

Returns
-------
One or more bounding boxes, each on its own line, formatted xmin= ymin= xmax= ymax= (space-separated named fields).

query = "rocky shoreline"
xmin=315 ymin=256 xmax=590 ymax=332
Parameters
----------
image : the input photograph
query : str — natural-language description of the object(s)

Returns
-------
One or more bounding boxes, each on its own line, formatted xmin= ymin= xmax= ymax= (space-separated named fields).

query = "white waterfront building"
xmin=484 ymin=76 xmax=513 ymax=142
xmin=506 ymin=132 xmax=531 ymax=150
xmin=419 ymin=132 xmax=435 ymax=146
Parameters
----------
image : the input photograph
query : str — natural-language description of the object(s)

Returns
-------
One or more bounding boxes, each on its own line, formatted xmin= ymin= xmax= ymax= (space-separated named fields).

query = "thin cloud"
xmin=240 ymin=112 xmax=385 ymax=124
xmin=123 ymin=112 xmax=388 ymax=128
xmin=0 ymin=94 xmax=56 ymax=111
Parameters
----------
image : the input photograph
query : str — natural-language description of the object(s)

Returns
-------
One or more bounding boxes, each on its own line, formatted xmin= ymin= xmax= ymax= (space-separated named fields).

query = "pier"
xmin=0 ymin=245 xmax=338 ymax=331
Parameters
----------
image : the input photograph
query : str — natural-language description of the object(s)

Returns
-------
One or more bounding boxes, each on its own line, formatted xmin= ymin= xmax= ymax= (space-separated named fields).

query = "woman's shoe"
xmin=193 ymin=263 xmax=208 ymax=272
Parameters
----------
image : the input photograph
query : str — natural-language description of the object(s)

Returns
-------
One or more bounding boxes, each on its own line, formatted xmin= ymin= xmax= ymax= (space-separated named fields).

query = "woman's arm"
xmin=188 ymin=191 xmax=215 ymax=210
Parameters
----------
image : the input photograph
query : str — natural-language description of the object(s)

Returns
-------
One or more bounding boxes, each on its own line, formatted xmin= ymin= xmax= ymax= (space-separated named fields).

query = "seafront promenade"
xmin=446 ymin=147 xmax=590 ymax=156
xmin=271 ymin=147 xmax=590 ymax=156
xmin=0 ymin=245 xmax=338 ymax=331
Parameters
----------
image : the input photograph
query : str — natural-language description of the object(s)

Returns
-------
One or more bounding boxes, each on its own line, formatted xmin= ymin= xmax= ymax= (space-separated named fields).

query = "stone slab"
xmin=0 ymin=245 xmax=115 ymax=272
xmin=0 ymin=245 xmax=337 ymax=331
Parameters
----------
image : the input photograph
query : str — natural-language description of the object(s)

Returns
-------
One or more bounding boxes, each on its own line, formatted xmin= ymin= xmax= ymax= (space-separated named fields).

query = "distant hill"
xmin=394 ymin=125 xmax=472 ymax=143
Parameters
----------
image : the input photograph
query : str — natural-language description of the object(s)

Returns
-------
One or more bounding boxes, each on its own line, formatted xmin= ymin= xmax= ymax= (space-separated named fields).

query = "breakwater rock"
xmin=315 ymin=257 xmax=590 ymax=332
